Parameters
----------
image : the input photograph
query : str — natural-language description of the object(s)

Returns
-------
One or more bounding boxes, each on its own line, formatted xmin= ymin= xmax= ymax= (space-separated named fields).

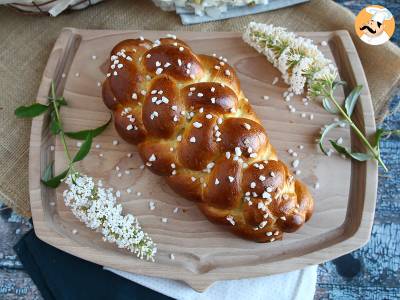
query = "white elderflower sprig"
xmin=243 ymin=22 xmax=337 ymax=96
xmin=63 ymin=172 xmax=157 ymax=261
xmin=242 ymin=22 xmax=392 ymax=171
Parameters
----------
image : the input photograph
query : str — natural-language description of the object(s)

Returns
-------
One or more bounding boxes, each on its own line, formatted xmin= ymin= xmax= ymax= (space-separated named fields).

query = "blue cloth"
xmin=317 ymin=1 xmax=400 ymax=297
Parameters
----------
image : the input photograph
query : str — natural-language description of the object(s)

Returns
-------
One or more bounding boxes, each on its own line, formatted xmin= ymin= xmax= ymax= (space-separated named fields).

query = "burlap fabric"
xmin=1 ymin=0 xmax=399 ymax=217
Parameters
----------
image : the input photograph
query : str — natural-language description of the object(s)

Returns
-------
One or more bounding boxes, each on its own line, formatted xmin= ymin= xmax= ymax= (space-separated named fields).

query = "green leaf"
xmin=50 ymin=119 xmax=61 ymax=135
xmin=72 ymin=131 xmax=93 ymax=163
xmin=373 ymin=129 xmax=400 ymax=151
xmin=381 ymin=129 xmax=400 ymax=139
xmin=329 ymin=140 xmax=372 ymax=161
xmin=42 ymin=161 xmax=54 ymax=182
xmin=349 ymin=152 xmax=373 ymax=161
xmin=65 ymin=115 xmax=112 ymax=140
xmin=41 ymin=168 xmax=70 ymax=188
xmin=372 ymin=128 xmax=385 ymax=151
xmin=322 ymin=97 xmax=338 ymax=114
xmin=15 ymin=103 xmax=48 ymax=118
xmin=344 ymin=85 xmax=362 ymax=117
xmin=318 ymin=121 xmax=342 ymax=155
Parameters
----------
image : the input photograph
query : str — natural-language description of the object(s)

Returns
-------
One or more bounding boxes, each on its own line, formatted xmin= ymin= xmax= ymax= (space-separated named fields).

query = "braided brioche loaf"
xmin=102 ymin=36 xmax=314 ymax=242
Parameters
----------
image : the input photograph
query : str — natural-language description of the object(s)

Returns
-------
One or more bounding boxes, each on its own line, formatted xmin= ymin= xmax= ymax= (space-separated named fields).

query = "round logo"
xmin=354 ymin=5 xmax=395 ymax=46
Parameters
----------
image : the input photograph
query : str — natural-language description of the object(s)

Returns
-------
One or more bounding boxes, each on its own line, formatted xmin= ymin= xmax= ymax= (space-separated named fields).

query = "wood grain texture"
xmin=28 ymin=28 xmax=378 ymax=291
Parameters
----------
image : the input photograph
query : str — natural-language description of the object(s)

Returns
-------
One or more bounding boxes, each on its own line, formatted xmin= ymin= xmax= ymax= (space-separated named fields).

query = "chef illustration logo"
xmin=355 ymin=5 xmax=395 ymax=45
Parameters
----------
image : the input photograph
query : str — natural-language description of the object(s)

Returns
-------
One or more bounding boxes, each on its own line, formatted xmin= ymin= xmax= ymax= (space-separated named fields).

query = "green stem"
xmin=327 ymin=91 xmax=388 ymax=172
xmin=50 ymin=82 xmax=75 ymax=172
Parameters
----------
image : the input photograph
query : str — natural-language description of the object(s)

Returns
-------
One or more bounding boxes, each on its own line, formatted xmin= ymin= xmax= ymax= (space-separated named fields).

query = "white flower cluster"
xmin=153 ymin=0 xmax=268 ymax=17
xmin=63 ymin=173 xmax=157 ymax=261
xmin=243 ymin=22 xmax=338 ymax=95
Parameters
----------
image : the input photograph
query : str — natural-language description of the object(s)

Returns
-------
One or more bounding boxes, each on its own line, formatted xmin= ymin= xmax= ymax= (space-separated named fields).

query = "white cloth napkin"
xmin=104 ymin=265 xmax=318 ymax=300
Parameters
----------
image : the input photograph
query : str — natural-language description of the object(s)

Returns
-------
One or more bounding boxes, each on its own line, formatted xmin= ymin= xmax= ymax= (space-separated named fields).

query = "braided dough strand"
xmin=102 ymin=37 xmax=314 ymax=242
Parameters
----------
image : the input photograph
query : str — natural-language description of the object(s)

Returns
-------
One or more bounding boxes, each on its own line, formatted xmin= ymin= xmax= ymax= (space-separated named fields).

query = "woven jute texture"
xmin=1 ymin=0 xmax=399 ymax=217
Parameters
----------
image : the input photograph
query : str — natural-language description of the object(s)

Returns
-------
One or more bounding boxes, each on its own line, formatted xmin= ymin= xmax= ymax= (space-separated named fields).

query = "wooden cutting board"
xmin=29 ymin=28 xmax=378 ymax=291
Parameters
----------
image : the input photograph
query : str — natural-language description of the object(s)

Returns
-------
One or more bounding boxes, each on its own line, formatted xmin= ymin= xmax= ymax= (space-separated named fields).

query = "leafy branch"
xmin=314 ymin=79 xmax=398 ymax=172
xmin=15 ymin=82 xmax=111 ymax=187
xmin=244 ymin=23 xmax=399 ymax=172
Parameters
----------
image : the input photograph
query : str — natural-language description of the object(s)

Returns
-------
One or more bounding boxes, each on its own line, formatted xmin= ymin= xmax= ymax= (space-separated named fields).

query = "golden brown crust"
xmin=102 ymin=36 xmax=314 ymax=243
